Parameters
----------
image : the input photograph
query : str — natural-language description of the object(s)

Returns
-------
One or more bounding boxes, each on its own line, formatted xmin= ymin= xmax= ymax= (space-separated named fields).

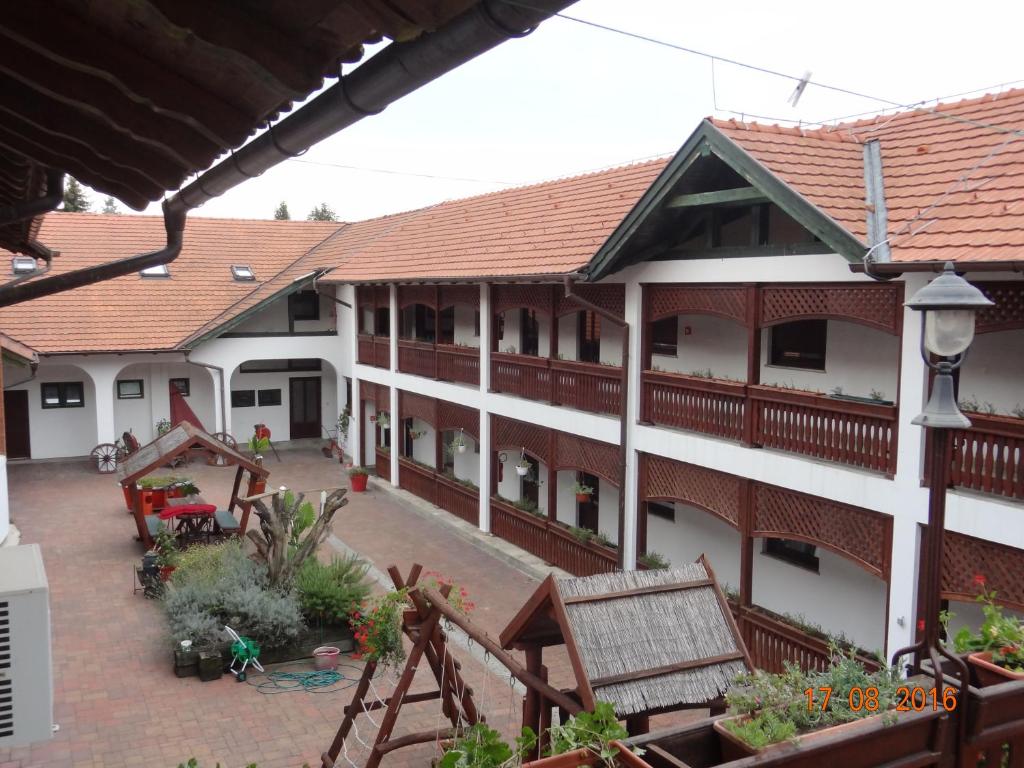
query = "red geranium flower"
xmin=973 ymin=574 xmax=987 ymax=587
xmin=917 ymin=619 xmax=926 ymax=632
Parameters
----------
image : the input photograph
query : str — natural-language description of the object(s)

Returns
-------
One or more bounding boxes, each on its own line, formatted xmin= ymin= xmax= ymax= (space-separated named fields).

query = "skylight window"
xmin=11 ymin=256 xmax=37 ymax=275
xmin=231 ymin=265 xmax=255 ymax=281
xmin=140 ymin=264 xmax=170 ymax=278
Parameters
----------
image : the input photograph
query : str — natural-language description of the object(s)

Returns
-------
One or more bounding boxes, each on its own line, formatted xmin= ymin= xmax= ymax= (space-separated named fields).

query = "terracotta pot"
xmin=350 ymin=473 xmax=368 ymax=492
xmin=313 ymin=646 xmax=341 ymax=671
xmin=159 ymin=565 xmax=176 ymax=582
xmin=575 ymin=492 xmax=591 ymax=503
xmin=522 ymin=748 xmax=594 ymax=767
xmin=140 ymin=489 xmax=154 ymax=517
xmin=968 ymin=651 xmax=1024 ymax=686
xmin=150 ymin=487 xmax=167 ymax=509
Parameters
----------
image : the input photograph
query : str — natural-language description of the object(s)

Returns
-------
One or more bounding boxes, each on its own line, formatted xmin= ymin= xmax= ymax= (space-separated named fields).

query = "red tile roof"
xmin=0 ymin=213 xmax=340 ymax=353
xmin=317 ymin=159 xmax=668 ymax=281
xmin=713 ymin=87 xmax=1024 ymax=262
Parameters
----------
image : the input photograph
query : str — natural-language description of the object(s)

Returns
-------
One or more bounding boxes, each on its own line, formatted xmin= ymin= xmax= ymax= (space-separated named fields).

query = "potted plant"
xmin=248 ymin=434 xmax=270 ymax=460
xmin=515 ymin=457 xmax=531 ymax=477
xmin=573 ymin=482 xmax=594 ymax=503
xmin=376 ymin=412 xmax=390 ymax=430
xmin=154 ymin=524 xmax=180 ymax=581
xmin=944 ymin=582 xmax=1024 ymax=685
xmin=349 ymin=466 xmax=369 ymax=493
xmin=350 ymin=590 xmax=408 ymax=670
xmin=637 ymin=551 xmax=669 ymax=570
xmin=155 ymin=417 xmax=172 ymax=436
xmin=451 ymin=434 xmax=467 ymax=455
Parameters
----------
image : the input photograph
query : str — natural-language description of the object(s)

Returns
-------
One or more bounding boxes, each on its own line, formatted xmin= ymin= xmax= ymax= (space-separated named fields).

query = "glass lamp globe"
xmin=923 ymin=309 xmax=976 ymax=357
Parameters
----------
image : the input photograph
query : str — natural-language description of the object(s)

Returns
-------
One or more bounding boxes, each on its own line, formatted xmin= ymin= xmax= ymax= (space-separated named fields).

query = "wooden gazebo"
xmin=117 ymin=422 xmax=269 ymax=547
xmin=499 ymin=557 xmax=752 ymax=732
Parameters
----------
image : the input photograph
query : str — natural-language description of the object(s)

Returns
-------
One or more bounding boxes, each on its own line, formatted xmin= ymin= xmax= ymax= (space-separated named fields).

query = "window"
xmin=400 ymin=304 xmax=435 ymax=341
xmin=231 ymin=389 xmax=256 ymax=408
xmin=375 ymin=307 xmax=390 ymax=336
xmin=41 ymin=381 xmax=84 ymax=409
xmin=239 ymin=358 xmax=321 ymax=373
xmin=769 ymin=319 xmax=827 ymax=371
xmin=651 ymin=317 xmax=678 ymax=356
xmin=170 ymin=378 xmax=190 ymax=396
xmin=288 ymin=290 xmax=320 ymax=321
xmin=763 ymin=539 xmax=819 ymax=572
xmin=257 ymin=388 xmax=282 ymax=406
xmin=578 ymin=311 xmax=601 ymax=364
xmin=231 ymin=264 xmax=255 ymax=281
xmin=520 ymin=309 xmax=540 ymax=356
xmin=11 ymin=256 xmax=36 ymax=275
xmin=140 ymin=264 xmax=170 ymax=278
xmin=116 ymin=379 xmax=144 ymax=399
xmin=647 ymin=501 xmax=675 ymax=522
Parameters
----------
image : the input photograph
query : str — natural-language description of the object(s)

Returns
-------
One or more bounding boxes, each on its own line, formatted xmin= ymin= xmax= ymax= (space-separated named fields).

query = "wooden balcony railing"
xmin=491 ymin=352 xmax=622 ymax=417
xmin=749 ymin=385 xmax=898 ymax=475
xmin=375 ymin=447 xmax=391 ymax=483
xmin=435 ymin=474 xmax=479 ymax=525
xmin=358 ymin=334 xmax=391 ymax=368
xmin=397 ymin=457 xmax=436 ymax=505
xmin=551 ymin=359 xmax=621 ymax=416
xmin=642 ymin=370 xmax=746 ymax=440
xmin=490 ymin=497 xmax=619 ymax=577
xmin=436 ymin=344 xmax=480 ymax=386
xmin=397 ymin=338 xmax=435 ymax=378
xmin=729 ymin=602 xmax=880 ymax=674
xmin=951 ymin=412 xmax=1024 ymax=500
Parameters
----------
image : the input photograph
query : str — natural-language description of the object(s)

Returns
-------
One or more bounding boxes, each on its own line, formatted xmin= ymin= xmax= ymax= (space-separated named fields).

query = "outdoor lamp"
xmin=905 ymin=263 xmax=993 ymax=429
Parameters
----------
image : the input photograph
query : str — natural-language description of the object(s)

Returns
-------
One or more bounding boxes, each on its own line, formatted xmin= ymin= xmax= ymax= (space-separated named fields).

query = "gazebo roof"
xmin=500 ymin=557 xmax=752 ymax=717
xmin=117 ymin=421 xmax=266 ymax=484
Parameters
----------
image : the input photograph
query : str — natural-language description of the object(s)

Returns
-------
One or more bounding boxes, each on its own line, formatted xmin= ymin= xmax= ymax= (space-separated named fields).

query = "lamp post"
xmin=891 ymin=263 xmax=993 ymax=691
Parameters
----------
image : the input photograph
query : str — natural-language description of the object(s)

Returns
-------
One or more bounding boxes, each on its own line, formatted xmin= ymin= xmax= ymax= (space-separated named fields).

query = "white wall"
xmin=363 ymin=403 xmax=378 ymax=462
xmin=10 ymin=363 xmax=97 ymax=458
xmin=957 ymin=328 xmax=1024 ymax=417
xmin=229 ymin=364 xmax=337 ymax=442
xmin=407 ymin=418 xmax=436 ymax=467
xmin=445 ymin=431 xmax=480 ymax=486
xmin=760 ymin=320 xmax=899 ymax=402
xmin=0 ymin=456 xmax=8 ymax=545
xmin=600 ymin=322 xmax=624 ymax=366
xmin=453 ymin=306 xmax=480 ymax=347
xmin=112 ymin=362 xmax=216 ymax=443
xmin=651 ymin=314 xmax=747 ymax=380
xmin=496 ymin=309 xmax=550 ymax=356
xmin=231 ymin=288 xmax=336 ymax=334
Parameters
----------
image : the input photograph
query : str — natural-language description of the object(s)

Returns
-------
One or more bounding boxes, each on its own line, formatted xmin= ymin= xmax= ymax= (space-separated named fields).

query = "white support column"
xmin=478 ymin=282 xmax=491 ymax=532
xmin=350 ymin=374 xmax=361 ymax=464
xmin=90 ymin=363 xmax=119 ymax=446
xmin=620 ymin=281 xmax=644 ymax=570
xmin=389 ymin=284 xmax=398 ymax=373
xmin=346 ymin=284 xmax=361 ymax=464
xmin=389 ymin=383 xmax=399 ymax=487
xmin=886 ymin=514 xmax=921 ymax=657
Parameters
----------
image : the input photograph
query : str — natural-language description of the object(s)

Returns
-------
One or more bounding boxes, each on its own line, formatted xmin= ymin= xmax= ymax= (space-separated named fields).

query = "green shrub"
xmin=295 ymin=555 xmax=371 ymax=625
xmin=173 ymin=540 xmax=241 ymax=588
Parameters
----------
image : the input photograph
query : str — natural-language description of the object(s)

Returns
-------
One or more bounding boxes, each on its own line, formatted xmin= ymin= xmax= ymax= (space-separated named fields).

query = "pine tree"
xmin=62 ymin=178 xmax=91 ymax=212
xmin=101 ymin=196 xmax=120 ymax=215
xmin=274 ymin=201 xmax=291 ymax=220
xmin=306 ymin=203 xmax=337 ymax=222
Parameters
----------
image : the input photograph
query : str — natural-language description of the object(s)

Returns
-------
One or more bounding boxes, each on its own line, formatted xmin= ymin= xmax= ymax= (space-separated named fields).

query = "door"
xmin=289 ymin=377 xmax=321 ymax=439
xmin=577 ymin=472 xmax=600 ymax=534
xmin=3 ymin=390 xmax=30 ymax=459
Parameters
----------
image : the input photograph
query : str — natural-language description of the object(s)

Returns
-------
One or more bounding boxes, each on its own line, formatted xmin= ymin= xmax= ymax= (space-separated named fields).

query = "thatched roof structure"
xmin=500 ymin=557 xmax=751 ymax=717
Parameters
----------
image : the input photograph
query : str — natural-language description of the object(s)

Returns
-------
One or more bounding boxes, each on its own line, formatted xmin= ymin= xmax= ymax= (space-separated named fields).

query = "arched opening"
xmin=113 ymin=361 xmax=217 ymax=444
xmin=8 ymin=362 xmax=97 ymax=458
xmin=229 ymin=357 xmax=338 ymax=444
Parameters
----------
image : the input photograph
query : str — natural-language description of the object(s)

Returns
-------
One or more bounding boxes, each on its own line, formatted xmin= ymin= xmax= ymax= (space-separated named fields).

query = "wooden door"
xmin=3 ymin=390 xmax=30 ymax=459
xmin=289 ymin=377 xmax=321 ymax=439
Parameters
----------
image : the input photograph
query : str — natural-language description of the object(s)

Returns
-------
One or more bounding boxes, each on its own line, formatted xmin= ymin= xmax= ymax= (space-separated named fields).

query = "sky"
xmin=84 ymin=0 xmax=1024 ymax=222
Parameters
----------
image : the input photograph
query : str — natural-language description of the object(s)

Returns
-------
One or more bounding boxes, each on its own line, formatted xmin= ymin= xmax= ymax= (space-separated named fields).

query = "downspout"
xmin=861 ymin=139 xmax=898 ymax=283
xmin=563 ymin=276 xmax=630 ymax=569
xmin=0 ymin=201 xmax=187 ymax=307
xmin=0 ymin=169 xmax=64 ymax=228
xmin=184 ymin=354 xmax=227 ymax=435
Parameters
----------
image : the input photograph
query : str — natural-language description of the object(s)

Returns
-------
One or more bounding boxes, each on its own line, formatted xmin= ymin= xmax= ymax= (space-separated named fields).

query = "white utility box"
xmin=0 ymin=544 xmax=52 ymax=746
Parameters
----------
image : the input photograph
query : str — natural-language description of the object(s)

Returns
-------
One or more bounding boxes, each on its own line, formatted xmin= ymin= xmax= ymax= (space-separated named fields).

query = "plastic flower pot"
xmin=350 ymin=473 xmax=368 ymax=492
xmin=515 ymin=465 xmax=530 ymax=477
xmin=969 ymin=651 xmax=1024 ymax=686
xmin=456 ymin=444 xmax=467 ymax=454
xmin=576 ymin=492 xmax=591 ymax=503
xmin=313 ymin=646 xmax=341 ymax=671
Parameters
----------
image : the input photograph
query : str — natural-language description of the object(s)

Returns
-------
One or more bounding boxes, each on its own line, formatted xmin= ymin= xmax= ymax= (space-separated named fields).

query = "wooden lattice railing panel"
xmin=491 ymin=352 xmax=552 ymax=404
xmin=950 ymin=412 xmax=1024 ymax=500
xmin=436 ymin=344 xmax=480 ymax=386
xmin=492 ymin=414 xmax=550 ymax=463
xmin=943 ymin=530 xmax=1024 ymax=611
xmin=435 ymin=475 xmax=479 ymax=525
xmin=397 ymin=284 xmax=437 ymax=309
xmin=759 ymin=283 xmax=903 ymax=335
xmin=752 ymin=483 xmax=891 ymax=579
xmin=398 ymin=458 xmax=436 ymax=505
xmin=439 ymin=284 xmax=480 ymax=310
xmin=375 ymin=448 xmax=391 ymax=483
xmin=645 ymin=284 xmax=748 ymax=324
xmin=976 ymin=281 xmax=1024 ymax=334
xmin=397 ymin=339 xmax=435 ymax=378
xmin=399 ymin=389 xmax=437 ymax=427
xmin=373 ymin=338 xmax=390 ymax=369
xmin=642 ymin=371 xmax=747 ymax=440
xmin=551 ymin=359 xmax=621 ymax=416
xmin=554 ymin=283 xmax=625 ymax=319
xmin=640 ymin=454 xmax=743 ymax=528
xmin=436 ymin=400 xmax=480 ymax=440
xmin=552 ymin=431 xmax=620 ymax=487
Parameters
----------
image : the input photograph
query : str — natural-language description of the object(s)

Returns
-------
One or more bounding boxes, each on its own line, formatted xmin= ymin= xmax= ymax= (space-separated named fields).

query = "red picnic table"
xmin=159 ymin=500 xmax=217 ymax=543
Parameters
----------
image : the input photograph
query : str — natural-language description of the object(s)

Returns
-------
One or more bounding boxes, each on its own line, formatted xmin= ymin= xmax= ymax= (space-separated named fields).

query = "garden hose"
xmin=245 ymin=662 xmax=362 ymax=694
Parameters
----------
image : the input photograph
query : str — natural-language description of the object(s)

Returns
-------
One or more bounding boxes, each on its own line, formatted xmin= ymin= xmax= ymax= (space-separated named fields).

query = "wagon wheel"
xmin=208 ymin=432 xmax=237 ymax=466
xmin=90 ymin=443 xmax=120 ymax=474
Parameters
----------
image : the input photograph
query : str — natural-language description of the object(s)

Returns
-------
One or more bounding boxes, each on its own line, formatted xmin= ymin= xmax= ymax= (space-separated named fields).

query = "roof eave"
xmin=585 ymin=120 xmax=869 ymax=281
xmin=320 ymin=270 xmax=587 ymax=285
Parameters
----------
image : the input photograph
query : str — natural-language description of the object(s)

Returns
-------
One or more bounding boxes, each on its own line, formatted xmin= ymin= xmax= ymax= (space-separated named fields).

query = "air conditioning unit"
xmin=0 ymin=544 xmax=52 ymax=747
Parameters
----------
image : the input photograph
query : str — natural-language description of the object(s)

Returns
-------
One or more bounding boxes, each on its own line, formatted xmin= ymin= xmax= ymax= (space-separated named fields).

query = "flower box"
xmin=969 ymin=651 xmax=1024 ymax=686
xmin=712 ymin=712 xmax=890 ymax=760
xmin=521 ymin=741 xmax=645 ymax=767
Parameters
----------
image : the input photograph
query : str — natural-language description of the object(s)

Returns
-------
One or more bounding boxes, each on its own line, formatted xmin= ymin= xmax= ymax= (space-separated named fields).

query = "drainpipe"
xmin=0 ymin=169 xmax=64 ymax=228
xmin=163 ymin=0 xmax=574 ymax=218
xmin=563 ymin=276 xmax=630 ymax=569
xmin=184 ymin=354 xmax=227 ymax=435
xmin=0 ymin=201 xmax=187 ymax=307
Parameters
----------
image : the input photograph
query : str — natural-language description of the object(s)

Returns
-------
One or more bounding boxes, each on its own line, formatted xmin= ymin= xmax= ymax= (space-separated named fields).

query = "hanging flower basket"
xmin=515 ymin=463 xmax=530 ymax=477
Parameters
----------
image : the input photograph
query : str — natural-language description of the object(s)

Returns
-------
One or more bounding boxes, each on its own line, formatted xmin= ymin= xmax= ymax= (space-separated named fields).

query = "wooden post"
xmin=639 ymin=285 xmax=652 ymax=424
xmin=743 ymin=284 xmax=761 ymax=446
xmin=549 ymin=285 xmax=560 ymax=405
xmin=547 ymin=430 xmax=557 ymax=523
xmin=324 ymin=660 xmax=378 ymax=764
xmin=523 ymin=644 xmax=543 ymax=760
xmin=434 ymin=286 xmax=441 ymax=379
xmin=739 ymin=478 xmax=754 ymax=610
xmin=636 ymin=454 xmax=649 ymax=556
xmin=356 ymin=390 xmax=364 ymax=467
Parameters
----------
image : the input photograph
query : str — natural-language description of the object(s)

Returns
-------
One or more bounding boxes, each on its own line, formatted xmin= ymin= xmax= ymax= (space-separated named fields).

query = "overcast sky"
xmin=94 ymin=0 xmax=1024 ymax=222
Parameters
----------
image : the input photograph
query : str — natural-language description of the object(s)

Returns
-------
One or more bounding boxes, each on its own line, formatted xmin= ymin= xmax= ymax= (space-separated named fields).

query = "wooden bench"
xmin=214 ymin=510 xmax=240 ymax=533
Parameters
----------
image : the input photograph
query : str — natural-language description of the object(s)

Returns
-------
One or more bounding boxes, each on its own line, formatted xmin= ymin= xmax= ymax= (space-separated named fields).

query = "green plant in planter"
xmin=638 ymin=550 xmax=669 ymax=569
xmin=349 ymin=466 xmax=368 ymax=477
xmin=569 ymin=525 xmax=595 ymax=544
xmin=139 ymin=475 xmax=183 ymax=489
xmin=439 ymin=723 xmax=537 ymax=768
xmin=573 ymin=482 xmax=594 ymax=497
xmin=154 ymin=524 xmax=180 ymax=568
xmin=171 ymin=479 xmax=200 ymax=497
xmin=548 ymin=700 xmax=631 ymax=765
xmin=338 ymin=405 xmax=351 ymax=443
xmin=945 ymin=585 xmax=1024 ymax=672
xmin=295 ymin=555 xmax=371 ymax=626
xmin=155 ymin=417 xmax=172 ymax=435
xmin=248 ymin=434 xmax=271 ymax=454
xmin=350 ymin=589 xmax=408 ymax=669
xmin=594 ymin=531 xmax=615 ymax=548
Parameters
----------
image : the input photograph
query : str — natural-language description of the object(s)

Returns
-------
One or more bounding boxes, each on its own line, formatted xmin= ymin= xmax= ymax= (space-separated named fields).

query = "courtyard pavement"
xmin=0 ymin=448 xmax=696 ymax=768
